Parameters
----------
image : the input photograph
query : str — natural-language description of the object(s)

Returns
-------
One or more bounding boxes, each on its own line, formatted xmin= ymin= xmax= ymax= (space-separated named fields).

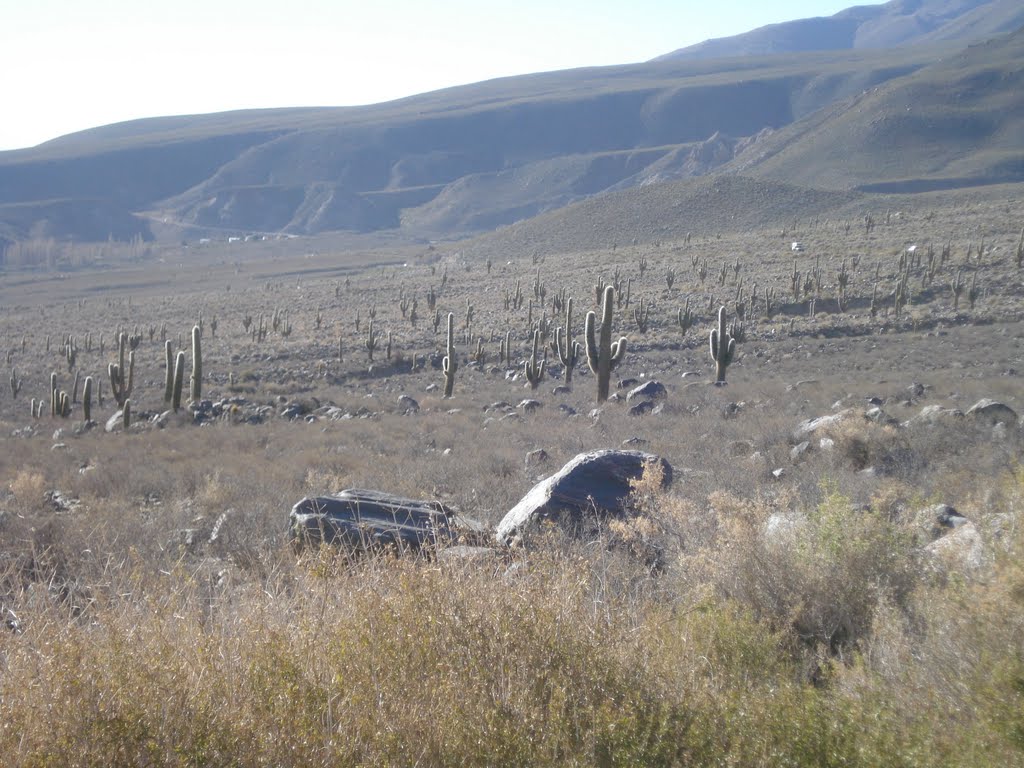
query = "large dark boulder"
xmin=495 ymin=449 xmax=672 ymax=545
xmin=289 ymin=489 xmax=462 ymax=553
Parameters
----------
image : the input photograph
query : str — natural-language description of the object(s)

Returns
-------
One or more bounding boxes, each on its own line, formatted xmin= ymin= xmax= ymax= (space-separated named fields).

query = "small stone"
xmin=525 ymin=449 xmax=550 ymax=467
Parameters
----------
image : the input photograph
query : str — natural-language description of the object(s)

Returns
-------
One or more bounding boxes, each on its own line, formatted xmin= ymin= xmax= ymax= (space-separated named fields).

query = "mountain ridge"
xmin=0 ymin=0 xmax=1021 ymax=249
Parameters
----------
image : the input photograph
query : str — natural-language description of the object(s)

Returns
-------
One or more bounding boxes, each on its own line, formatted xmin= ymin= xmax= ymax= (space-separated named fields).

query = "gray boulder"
xmin=495 ymin=449 xmax=672 ymax=545
xmin=914 ymin=503 xmax=969 ymax=542
xmin=626 ymin=381 xmax=667 ymax=402
xmin=966 ymin=399 xmax=1018 ymax=426
xmin=903 ymin=404 xmax=963 ymax=427
xmin=289 ymin=489 xmax=462 ymax=553
xmin=793 ymin=409 xmax=859 ymax=439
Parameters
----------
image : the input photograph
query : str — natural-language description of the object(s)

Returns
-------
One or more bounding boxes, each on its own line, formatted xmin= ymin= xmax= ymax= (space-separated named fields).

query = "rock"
xmin=105 ymin=410 xmax=125 ymax=433
xmin=790 ymin=441 xmax=811 ymax=463
xmin=525 ymin=449 xmax=550 ymax=467
xmin=626 ymin=381 xmax=667 ymax=402
xmin=289 ymin=489 xmax=461 ymax=553
xmin=518 ymin=399 xmax=542 ymax=413
xmin=629 ymin=401 xmax=655 ymax=417
xmin=914 ymin=503 xmax=969 ymax=542
xmin=552 ymin=385 xmax=571 ymax=396
xmin=925 ymin=522 xmax=987 ymax=575
xmin=397 ymin=395 xmax=420 ymax=413
xmin=557 ymin=404 xmax=578 ymax=416
xmin=903 ymin=404 xmax=963 ymax=427
xmin=965 ymin=399 xmax=1018 ymax=426
xmin=495 ymin=450 xmax=673 ymax=545
xmin=617 ymin=378 xmax=640 ymax=390
xmin=793 ymin=409 xmax=859 ymax=439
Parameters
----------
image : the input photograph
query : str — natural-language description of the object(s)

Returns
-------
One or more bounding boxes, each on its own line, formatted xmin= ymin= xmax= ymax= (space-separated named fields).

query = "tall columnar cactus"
xmin=9 ymin=368 xmax=20 ymax=399
xmin=123 ymin=399 xmax=131 ymax=430
xmin=585 ymin=286 xmax=627 ymax=402
xmin=365 ymin=317 xmax=378 ymax=361
xmin=524 ymin=329 xmax=546 ymax=389
xmin=83 ymin=376 xmax=94 ymax=422
xmin=164 ymin=340 xmax=174 ymax=403
xmin=633 ymin=296 xmax=651 ymax=333
xmin=190 ymin=324 xmax=202 ymax=403
xmin=709 ymin=306 xmax=736 ymax=384
xmin=50 ymin=372 xmax=58 ymax=417
xmin=677 ymin=298 xmax=695 ymax=335
xmin=172 ymin=351 xmax=186 ymax=413
xmin=108 ymin=332 xmax=134 ymax=407
xmin=554 ymin=297 xmax=581 ymax=384
xmin=442 ymin=313 xmax=457 ymax=398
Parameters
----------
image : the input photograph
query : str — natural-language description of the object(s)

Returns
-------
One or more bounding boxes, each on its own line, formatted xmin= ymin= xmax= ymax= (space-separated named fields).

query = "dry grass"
xmin=0 ymin=190 xmax=1023 ymax=764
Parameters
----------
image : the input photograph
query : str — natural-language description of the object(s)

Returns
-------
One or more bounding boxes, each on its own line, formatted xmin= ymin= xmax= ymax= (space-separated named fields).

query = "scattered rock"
xmin=629 ymin=401 xmax=655 ymax=417
xmin=902 ymin=404 xmax=963 ymax=427
xmin=793 ymin=409 xmax=859 ymax=439
xmin=525 ymin=449 xmax=550 ymax=467
xmin=965 ymin=399 xmax=1017 ymax=426
xmin=914 ymin=503 xmax=969 ymax=542
xmin=622 ymin=437 xmax=649 ymax=447
xmin=518 ymin=399 xmax=542 ymax=413
xmin=397 ymin=395 xmax=420 ymax=413
xmin=925 ymin=522 xmax=987 ymax=576
xmin=552 ymin=385 xmax=571 ymax=396
xmin=495 ymin=449 xmax=673 ymax=545
xmin=289 ymin=489 xmax=461 ymax=553
xmin=790 ymin=441 xmax=811 ymax=463
xmin=626 ymin=381 xmax=667 ymax=402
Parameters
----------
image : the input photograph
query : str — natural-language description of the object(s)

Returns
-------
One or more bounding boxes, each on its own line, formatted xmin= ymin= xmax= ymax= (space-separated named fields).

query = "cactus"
xmin=164 ymin=340 xmax=174 ymax=403
xmin=9 ymin=368 xmax=20 ymax=399
xmin=585 ymin=286 xmax=627 ymax=402
xmin=123 ymin=399 xmax=131 ymax=430
xmin=554 ymin=298 xmax=581 ymax=385
xmin=109 ymin=332 xmax=134 ymax=407
xmin=633 ymin=296 xmax=651 ymax=333
xmin=709 ymin=306 xmax=736 ymax=384
xmin=665 ymin=268 xmax=675 ymax=290
xmin=442 ymin=313 xmax=457 ymax=398
xmin=386 ymin=330 xmax=393 ymax=361
xmin=951 ymin=269 xmax=964 ymax=310
xmin=524 ymin=329 xmax=547 ymax=389
xmin=190 ymin=324 xmax=202 ymax=402
xmin=83 ymin=376 xmax=94 ymax=422
xmin=365 ymin=317 xmax=378 ymax=361
xmin=677 ymin=298 xmax=695 ymax=335
xmin=172 ymin=351 xmax=186 ymax=413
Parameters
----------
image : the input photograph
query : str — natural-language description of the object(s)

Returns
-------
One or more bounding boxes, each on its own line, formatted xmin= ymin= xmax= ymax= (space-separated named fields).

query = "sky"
xmin=1 ymin=0 xmax=872 ymax=151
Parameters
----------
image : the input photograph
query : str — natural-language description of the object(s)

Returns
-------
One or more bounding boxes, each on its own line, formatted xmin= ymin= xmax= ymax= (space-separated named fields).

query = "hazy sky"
xmin=2 ymin=0 xmax=873 ymax=151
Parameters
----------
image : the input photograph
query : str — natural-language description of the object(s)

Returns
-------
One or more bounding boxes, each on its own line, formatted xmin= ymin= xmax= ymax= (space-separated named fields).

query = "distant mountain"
xmin=725 ymin=25 xmax=1024 ymax=191
xmin=655 ymin=0 xmax=1024 ymax=61
xmin=0 ymin=0 xmax=1021 ymax=248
